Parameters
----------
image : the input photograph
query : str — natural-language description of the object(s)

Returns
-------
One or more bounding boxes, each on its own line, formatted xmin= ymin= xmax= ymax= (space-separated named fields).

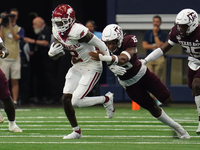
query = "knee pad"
xmin=71 ymin=97 xmax=81 ymax=107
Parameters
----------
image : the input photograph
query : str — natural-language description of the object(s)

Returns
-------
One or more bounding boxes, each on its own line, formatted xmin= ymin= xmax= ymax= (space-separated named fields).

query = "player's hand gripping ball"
xmin=48 ymin=41 xmax=65 ymax=60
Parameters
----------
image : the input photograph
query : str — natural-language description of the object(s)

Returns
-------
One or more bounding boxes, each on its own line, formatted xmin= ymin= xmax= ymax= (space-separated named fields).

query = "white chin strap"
xmin=112 ymin=48 xmax=118 ymax=53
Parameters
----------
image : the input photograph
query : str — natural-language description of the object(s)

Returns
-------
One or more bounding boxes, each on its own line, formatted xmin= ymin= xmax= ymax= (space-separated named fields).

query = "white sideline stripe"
xmin=0 ymin=135 xmax=198 ymax=138
xmin=2 ymin=120 xmax=198 ymax=123
xmin=0 ymin=124 xmax=177 ymax=127
xmin=1 ymin=115 xmax=197 ymax=119
xmin=0 ymin=124 xmax=198 ymax=128
xmin=0 ymin=128 xmax=173 ymax=131
xmin=0 ymin=141 xmax=199 ymax=144
xmin=12 ymin=116 xmax=198 ymax=119
xmin=0 ymin=128 xmax=197 ymax=132
xmin=0 ymin=109 xmax=32 ymax=111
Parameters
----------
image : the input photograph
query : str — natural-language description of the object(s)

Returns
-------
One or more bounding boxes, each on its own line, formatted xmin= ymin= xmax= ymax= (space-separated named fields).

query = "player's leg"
xmin=1 ymin=97 xmax=22 ymax=132
xmin=146 ymin=70 xmax=190 ymax=139
xmin=71 ymin=70 xmax=114 ymax=118
xmin=62 ymin=67 xmax=82 ymax=139
xmin=191 ymin=78 xmax=200 ymax=135
xmin=127 ymin=70 xmax=190 ymax=139
xmin=188 ymin=68 xmax=200 ymax=135
xmin=194 ymin=95 xmax=200 ymax=135
xmin=0 ymin=68 xmax=22 ymax=132
xmin=62 ymin=93 xmax=82 ymax=139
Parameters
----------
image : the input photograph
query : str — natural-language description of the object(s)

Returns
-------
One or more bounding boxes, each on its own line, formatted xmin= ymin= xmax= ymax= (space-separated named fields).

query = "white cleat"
xmin=0 ymin=112 xmax=4 ymax=123
xmin=174 ymin=124 xmax=190 ymax=139
xmin=196 ymin=125 xmax=200 ymax=135
xmin=63 ymin=131 xmax=82 ymax=139
xmin=9 ymin=126 xmax=23 ymax=132
xmin=103 ymin=92 xmax=115 ymax=119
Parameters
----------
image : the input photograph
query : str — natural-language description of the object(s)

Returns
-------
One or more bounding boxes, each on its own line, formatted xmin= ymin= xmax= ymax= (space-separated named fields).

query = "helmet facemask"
xmin=52 ymin=17 xmax=75 ymax=33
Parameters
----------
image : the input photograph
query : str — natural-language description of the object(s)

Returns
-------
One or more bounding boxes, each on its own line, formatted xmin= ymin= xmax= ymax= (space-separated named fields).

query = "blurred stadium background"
xmin=1 ymin=0 xmax=200 ymax=104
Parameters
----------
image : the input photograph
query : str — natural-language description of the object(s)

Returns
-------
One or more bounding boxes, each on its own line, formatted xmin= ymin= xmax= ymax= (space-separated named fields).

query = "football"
xmin=49 ymin=41 xmax=65 ymax=60
xmin=50 ymin=51 xmax=64 ymax=60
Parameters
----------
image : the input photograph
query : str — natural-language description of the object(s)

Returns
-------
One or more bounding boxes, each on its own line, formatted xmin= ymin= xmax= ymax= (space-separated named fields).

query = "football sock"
xmin=9 ymin=120 xmax=16 ymax=127
xmin=104 ymin=96 xmax=109 ymax=103
xmin=73 ymin=126 xmax=81 ymax=134
xmin=195 ymin=95 xmax=200 ymax=125
xmin=156 ymin=108 xmax=179 ymax=129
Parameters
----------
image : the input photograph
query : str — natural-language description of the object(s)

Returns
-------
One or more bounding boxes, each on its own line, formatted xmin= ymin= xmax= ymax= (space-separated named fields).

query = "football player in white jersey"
xmin=48 ymin=4 xmax=126 ymax=139
xmin=141 ymin=8 xmax=200 ymax=135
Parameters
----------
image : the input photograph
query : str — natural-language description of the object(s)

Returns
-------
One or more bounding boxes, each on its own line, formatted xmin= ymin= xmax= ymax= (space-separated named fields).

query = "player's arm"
xmin=0 ymin=40 xmax=9 ymax=58
xmin=89 ymin=47 xmax=136 ymax=66
xmin=142 ymin=41 xmax=172 ymax=64
xmin=79 ymin=31 xmax=110 ymax=56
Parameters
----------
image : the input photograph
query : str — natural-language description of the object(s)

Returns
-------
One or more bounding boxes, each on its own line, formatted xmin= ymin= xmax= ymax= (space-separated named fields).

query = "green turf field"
xmin=0 ymin=103 xmax=199 ymax=150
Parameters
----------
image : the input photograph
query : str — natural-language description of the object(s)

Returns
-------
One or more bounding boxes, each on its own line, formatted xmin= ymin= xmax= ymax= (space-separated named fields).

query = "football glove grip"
xmin=109 ymin=64 xmax=126 ymax=76
xmin=48 ymin=42 xmax=65 ymax=57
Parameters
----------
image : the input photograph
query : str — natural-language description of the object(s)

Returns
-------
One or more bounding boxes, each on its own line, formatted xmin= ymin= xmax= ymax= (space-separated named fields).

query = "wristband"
xmin=99 ymin=54 xmax=112 ymax=62
xmin=112 ymin=55 xmax=118 ymax=65
xmin=121 ymin=51 xmax=131 ymax=60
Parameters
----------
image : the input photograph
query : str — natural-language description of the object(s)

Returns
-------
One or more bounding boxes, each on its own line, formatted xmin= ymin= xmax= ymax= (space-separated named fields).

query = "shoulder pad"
xmin=69 ymin=23 xmax=89 ymax=40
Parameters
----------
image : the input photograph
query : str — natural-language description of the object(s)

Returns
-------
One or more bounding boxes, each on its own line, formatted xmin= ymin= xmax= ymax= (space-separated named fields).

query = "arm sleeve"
xmin=88 ymin=35 xmax=110 ymax=56
xmin=145 ymin=48 xmax=163 ymax=63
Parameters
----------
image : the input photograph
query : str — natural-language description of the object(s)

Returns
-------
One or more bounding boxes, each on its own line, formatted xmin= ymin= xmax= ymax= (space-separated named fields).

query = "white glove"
xmin=48 ymin=42 xmax=65 ymax=57
xmin=140 ymin=59 xmax=147 ymax=65
xmin=109 ymin=64 xmax=126 ymax=76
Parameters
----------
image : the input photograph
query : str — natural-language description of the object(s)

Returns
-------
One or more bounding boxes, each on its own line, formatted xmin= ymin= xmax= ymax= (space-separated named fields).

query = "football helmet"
xmin=102 ymin=24 xmax=123 ymax=48
xmin=52 ymin=4 xmax=75 ymax=32
xmin=175 ymin=8 xmax=198 ymax=35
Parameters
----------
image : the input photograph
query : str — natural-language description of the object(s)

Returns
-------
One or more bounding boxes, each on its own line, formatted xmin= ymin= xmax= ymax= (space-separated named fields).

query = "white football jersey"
xmin=53 ymin=23 xmax=102 ymax=71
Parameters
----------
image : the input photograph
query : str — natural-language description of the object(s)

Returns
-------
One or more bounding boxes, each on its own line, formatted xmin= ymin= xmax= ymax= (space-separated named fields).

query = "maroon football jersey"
xmin=113 ymin=35 xmax=141 ymax=80
xmin=0 ymin=69 xmax=10 ymax=99
xmin=169 ymin=24 xmax=200 ymax=58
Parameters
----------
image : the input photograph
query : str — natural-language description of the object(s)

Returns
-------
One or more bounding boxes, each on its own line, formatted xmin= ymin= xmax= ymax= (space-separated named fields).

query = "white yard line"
xmin=0 ymin=141 xmax=199 ymax=144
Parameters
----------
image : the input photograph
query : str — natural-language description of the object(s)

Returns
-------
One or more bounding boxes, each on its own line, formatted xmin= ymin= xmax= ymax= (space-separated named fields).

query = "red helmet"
xmin=52 ymin=4 xmax=75 ymax=32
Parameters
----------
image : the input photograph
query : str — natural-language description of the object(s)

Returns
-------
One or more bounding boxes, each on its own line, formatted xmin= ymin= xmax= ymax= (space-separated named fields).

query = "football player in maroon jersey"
xmin=89 ymin=24 xmax=190 ymax=139
xmin=140 ymin=8 xmax=200 ymax=135
xmin=0 ymin=37 xmax=22 ymax=132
